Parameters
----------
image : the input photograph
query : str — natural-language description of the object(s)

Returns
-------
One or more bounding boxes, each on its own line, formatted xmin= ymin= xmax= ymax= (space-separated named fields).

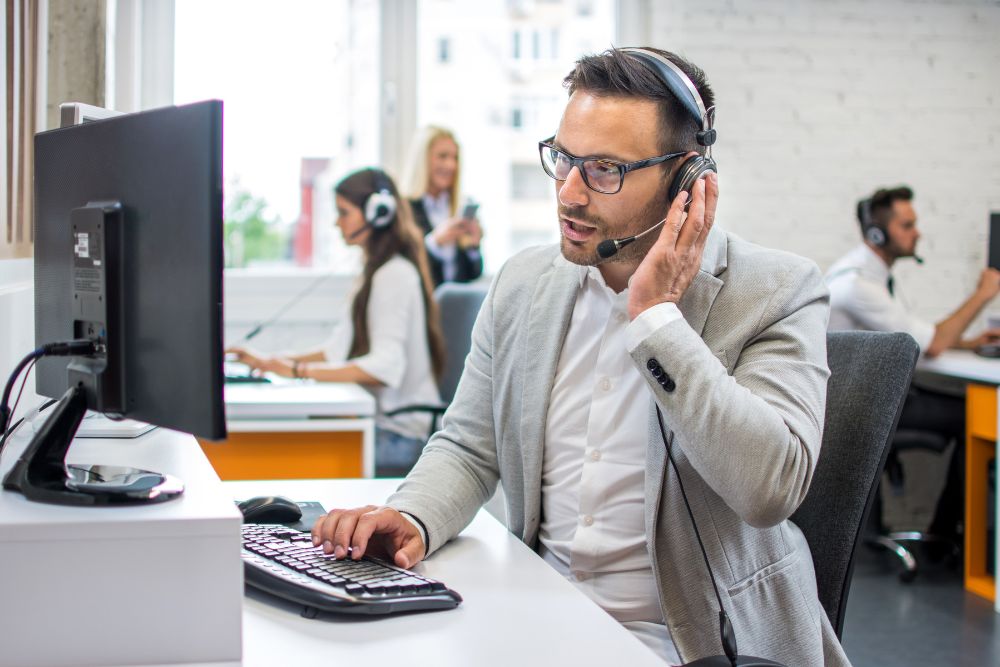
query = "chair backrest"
xmin=790 ymin=331 xmax=919 ymax=638
xmin=434 ymin=282 xmax=489 ymax=404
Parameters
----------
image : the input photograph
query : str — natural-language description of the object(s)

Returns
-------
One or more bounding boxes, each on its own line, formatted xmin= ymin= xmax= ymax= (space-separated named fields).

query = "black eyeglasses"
xmin=538 ymin=137 xmax=686 ymax=194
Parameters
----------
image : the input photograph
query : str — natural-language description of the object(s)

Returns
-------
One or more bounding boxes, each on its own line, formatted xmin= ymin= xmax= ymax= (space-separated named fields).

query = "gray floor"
xmin=842 ymin=546 xmax=1000 ymax=666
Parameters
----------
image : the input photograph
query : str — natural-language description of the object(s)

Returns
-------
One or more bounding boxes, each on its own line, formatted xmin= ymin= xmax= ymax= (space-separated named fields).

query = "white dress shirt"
xmin=422 ymin=192 xmax=459 ymax=283
xmin=539 ymin=260 xmax=684 ymax=665
xmin=825 ymin=243 xmax=934 ymax=350
xmin=323 ymin=256 xmax=440 ymax=440
xmin=422 ymin=191 xmax=481 ymax=283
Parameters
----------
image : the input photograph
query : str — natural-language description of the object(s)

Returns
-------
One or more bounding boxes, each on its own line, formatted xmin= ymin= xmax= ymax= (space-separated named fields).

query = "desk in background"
xmin=916 ymin=350 xmax=1000 ymax=611
xmin=199 ymin=380 xmax=376 ymax=479
xmin=225 ymin=478 xmax=664 ymax=667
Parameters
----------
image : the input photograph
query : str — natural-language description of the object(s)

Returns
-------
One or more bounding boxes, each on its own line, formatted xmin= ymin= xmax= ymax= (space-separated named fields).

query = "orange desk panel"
xmin=198 ymin=431 xmax=364 ymax=480
xmin=965 ymin=383 xmax=996 ymax=601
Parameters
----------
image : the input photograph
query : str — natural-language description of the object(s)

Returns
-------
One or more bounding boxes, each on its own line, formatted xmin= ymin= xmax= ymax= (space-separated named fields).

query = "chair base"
xmin=866 ymin=531 xmax=959 ymax=583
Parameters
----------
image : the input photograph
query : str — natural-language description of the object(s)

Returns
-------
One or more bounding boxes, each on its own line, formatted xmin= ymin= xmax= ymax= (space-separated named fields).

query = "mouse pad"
xmin=235 ymin=500 xmax=328 ymax=532
xmin=286 ymin=501 xmax=328 ymax=532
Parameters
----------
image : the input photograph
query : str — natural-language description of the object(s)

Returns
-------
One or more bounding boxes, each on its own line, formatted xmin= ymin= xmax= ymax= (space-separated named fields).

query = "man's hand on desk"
xmin=312 ymin=505 xmax=426 ymax=570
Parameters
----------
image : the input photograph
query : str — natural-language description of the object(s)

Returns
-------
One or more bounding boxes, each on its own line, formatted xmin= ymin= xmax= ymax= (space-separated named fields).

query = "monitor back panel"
xmin=33 ymin=101 xmax=225 ymax=440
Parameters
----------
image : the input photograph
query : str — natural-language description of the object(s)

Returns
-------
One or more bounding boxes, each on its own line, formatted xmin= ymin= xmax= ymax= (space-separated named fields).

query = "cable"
xmin=229 ymin=273 xmax=333 ymax=347
xmin=0 ymin=339 xmax=97 ymax=452
xmin=8 ymin=358 xmax=37 ymax=434
xmin=0 ymin=348 xmax=45 ymax=436
xmin=0 ymin=397 xmax=57 ymax=459
xmin=656 ymin=407 xmax=740 ymax=664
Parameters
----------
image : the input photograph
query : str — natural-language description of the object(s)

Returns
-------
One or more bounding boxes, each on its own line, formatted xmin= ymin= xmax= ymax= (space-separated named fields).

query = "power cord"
xmin=0 ymin=340 xmax=99 ymax=456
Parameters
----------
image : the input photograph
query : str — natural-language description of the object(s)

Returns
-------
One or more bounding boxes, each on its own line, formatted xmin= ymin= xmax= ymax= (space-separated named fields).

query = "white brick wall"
xmin=645 ymin=0 xmax=1000 ymax=326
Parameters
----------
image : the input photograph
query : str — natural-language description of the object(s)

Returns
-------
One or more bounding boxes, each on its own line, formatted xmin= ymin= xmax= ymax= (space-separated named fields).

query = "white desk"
xmin=915 ymin=350 xmax=1000 ymax=611
xmin=202 ymin=380 xmax=376 ymax=479
xmin=218 ymin=478 xmax=665 ymax=667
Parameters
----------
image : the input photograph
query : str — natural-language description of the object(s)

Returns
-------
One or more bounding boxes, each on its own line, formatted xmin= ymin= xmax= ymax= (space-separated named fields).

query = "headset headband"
xmin=621 ymin=47 xmax=716 ymax=151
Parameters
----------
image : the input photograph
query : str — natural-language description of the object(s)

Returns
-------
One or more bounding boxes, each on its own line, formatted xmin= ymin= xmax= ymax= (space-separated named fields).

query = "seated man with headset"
xmin=826 ymin=185 xmax=1000 ymax=546
xmin=313 ymin=47 xmax=850 ymax=665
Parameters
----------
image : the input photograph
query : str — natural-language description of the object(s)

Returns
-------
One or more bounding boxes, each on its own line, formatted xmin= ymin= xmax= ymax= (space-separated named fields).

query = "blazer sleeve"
xmin=628 ymin=258 xmax=831 ymax=528
xmin=386 ymin=264 xmax=503 ymax=554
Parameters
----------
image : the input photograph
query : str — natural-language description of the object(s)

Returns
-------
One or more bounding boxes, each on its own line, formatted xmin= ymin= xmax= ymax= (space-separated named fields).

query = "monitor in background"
xmin=990 ymin=212 xmax=1000 ymax=270
xmin=2 ymin=100 xmax=226 ymax=506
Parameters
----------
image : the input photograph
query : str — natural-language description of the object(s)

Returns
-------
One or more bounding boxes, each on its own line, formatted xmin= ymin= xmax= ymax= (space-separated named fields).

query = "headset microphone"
xmin=347 ymin=225 xmax=371 ymax=241
xmin=596 ymin=217 xmax=668 ymax=260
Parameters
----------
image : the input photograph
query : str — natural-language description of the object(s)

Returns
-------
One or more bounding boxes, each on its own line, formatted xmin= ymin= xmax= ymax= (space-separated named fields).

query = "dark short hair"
xmin=858 ymin=186 xmax=914 ymax=230
xmin=562 ymin=47 xmax=715 ymax=156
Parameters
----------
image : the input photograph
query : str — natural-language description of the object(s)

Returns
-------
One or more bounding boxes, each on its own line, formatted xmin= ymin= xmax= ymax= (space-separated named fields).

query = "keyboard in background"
xmin=223 ymin=360 xmax=272 ymax=383
xmin=242 ymin=524 xmax=462 ymax=617
xmin=224 ymin=373 xmax=271 ymax=384
xmin=975 ymin=344 xmax=1000 ymax=359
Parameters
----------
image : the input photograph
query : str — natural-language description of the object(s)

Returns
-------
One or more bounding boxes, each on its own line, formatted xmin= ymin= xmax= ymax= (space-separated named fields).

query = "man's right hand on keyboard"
xmin=311 ymin=505 xmax=426 ymax=570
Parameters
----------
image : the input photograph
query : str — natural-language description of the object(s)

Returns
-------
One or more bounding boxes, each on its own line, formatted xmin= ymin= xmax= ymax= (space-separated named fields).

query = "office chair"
xmin=382 ymin=282 xmax=489 ymax=473
xmin=869 ymin=428 xmax=957 ymax=582
xmin=790 ymin=331 xmax=919 ymax=638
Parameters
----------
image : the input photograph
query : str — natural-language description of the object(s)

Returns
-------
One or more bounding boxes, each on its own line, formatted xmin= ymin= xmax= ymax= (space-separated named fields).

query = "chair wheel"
xmin=898 ymin=569 xmax=917 ymax=583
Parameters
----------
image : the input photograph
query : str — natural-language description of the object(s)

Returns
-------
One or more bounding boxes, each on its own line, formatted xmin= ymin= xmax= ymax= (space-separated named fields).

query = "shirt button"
xmin=599 ymin=377 xmax=612 ymax=392
xmin=590 ymin=450 xmax=601 ymax=462
xmin=616 ymin=312 xmax=628 ymax=324
xmin=582 ymin=515 xmax=594 ymax=527
xmin=572 ymin=571 xmax=589 ymax=581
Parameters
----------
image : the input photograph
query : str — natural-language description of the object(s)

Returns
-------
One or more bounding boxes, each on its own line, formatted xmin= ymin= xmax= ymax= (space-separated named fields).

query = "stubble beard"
xmin=559 ymin=186 xmax=672 ymax=267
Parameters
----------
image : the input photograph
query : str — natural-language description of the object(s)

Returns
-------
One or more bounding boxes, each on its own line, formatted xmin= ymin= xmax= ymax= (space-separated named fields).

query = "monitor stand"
xmin=2 ymin=385 xmax=183 ymax=506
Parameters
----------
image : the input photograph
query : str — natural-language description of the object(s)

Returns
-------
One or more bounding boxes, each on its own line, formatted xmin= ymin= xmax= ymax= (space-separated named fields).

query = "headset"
xmin=596 ymin=48 xmax=719 ymax=260
xmin=622 ymin=47 xmax=718 ymax=203
xmin=364 ymin=169 xmax=397 ymax=230
xmin=857 ymin=197 xmax=886 ymax=247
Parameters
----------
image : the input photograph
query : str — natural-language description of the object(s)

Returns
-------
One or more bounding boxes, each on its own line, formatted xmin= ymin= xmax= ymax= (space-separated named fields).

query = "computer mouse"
xmin=238 ymin=495 xmax=303 ymax=524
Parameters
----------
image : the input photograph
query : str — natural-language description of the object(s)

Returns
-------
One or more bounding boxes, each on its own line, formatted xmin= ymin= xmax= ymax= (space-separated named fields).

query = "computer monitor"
xmin=1 ymin=100 xmax=226 ymax=506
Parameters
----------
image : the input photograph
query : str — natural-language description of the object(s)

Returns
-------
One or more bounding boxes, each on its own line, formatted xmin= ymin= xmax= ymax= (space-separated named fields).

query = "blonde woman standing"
xmin=404 ymin=126 xmax=483 ymax=287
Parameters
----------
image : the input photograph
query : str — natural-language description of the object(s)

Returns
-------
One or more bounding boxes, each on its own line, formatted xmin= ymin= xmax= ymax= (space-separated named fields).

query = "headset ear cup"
xmin=865 ymin=225 xmax=887 ymax=247
xmin=364 ymin=189 xmax=397 ymax=229
xmin=668 ymin=156 xmax=717 ymax=205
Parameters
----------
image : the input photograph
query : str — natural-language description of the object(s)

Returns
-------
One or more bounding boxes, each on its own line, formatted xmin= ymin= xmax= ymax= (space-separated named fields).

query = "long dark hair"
xmin=335 ymin=168 xmax=446 ymax=380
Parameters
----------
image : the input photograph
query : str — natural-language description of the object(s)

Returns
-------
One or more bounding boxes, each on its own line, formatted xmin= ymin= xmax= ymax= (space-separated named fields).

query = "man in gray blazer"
xmin=313 ymin=47 xmax=848 ymax=666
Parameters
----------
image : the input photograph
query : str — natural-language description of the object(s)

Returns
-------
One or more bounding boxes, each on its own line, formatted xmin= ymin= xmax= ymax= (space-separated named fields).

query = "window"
xmin=511 ymin=108 xmax=523 ymax=128
xmin=511 ymin=164 xmax=550 ymax=199
xmin=417 ymin=0 xmax=617 ymax=269
xmin=173 ymin=0 xmax=380 ymax=270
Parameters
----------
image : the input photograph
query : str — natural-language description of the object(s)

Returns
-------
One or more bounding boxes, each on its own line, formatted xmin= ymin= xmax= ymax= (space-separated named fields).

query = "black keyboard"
xmin=241 ymin=524 xmax=462 ymax=616
xmin=224 ymin=374 xmax=271 ymax=384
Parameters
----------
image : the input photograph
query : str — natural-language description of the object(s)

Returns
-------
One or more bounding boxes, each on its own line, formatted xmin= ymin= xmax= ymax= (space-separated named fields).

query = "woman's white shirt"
xmin=322 ymin=256 xmax=440 ymax=440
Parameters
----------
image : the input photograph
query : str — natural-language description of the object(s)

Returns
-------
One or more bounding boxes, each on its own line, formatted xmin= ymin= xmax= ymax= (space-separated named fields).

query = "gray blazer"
xmin=390 ymin=228 xmax=851 ymax=666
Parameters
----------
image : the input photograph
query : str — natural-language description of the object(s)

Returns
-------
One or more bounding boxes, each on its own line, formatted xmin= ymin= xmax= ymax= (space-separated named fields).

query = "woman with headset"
xmin=228 ymin=168 xmax=446 ymax=476
xmin=404 ymin=126 xmax=484 ymax=287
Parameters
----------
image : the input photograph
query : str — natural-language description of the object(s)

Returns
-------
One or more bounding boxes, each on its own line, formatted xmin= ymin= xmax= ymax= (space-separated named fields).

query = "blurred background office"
xmin=1 ymin=1 xmax=999 ymax=665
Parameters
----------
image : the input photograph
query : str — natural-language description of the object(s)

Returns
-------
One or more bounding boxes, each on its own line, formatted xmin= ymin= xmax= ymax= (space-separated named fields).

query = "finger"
xmin=652 ymin=189 xmax=690 ymax=252
xmin=351 ymin=508 xmax=406 ymax=561
xmin=675 ymin=177 xmax=707 ymax=255
xmin=333 ymin=511 xmax=366 ymax=560
xmin=313 ymin=510 xmax=342 ymax=552
xmin=703 ymin=171 xmax=719 ymax=231
xmin=394 ymin=534 xmax=426 ymax=570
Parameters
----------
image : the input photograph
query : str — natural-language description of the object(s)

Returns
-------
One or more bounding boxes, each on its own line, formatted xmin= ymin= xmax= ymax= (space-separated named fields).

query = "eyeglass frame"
xmin=537 ymin=136 xmax=687 ymax=195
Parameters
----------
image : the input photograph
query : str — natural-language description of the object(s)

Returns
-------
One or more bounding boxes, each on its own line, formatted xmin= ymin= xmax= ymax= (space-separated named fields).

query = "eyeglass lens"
xmin=541 ymin=145 xmax=621 ymax=193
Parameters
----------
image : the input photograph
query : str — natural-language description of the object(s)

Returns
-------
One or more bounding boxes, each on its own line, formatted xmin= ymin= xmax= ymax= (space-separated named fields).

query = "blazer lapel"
xmin=519 ymin=257 xmax=579 ymax=539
